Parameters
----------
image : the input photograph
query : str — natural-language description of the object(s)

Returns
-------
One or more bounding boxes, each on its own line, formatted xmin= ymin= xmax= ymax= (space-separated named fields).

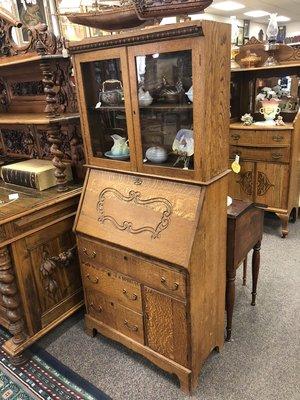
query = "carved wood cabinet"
xmin=69 ymin=20 xmax=230 ymax=393
xmin=230 ymin=41 xmax=300 ymax=237
xmin=0 ymin=9 xmax=84 ymax=361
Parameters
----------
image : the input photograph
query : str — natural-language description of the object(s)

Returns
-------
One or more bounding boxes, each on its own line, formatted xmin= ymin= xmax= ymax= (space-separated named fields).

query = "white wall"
xmin=285 ymin=21 xmax=300 ymax=37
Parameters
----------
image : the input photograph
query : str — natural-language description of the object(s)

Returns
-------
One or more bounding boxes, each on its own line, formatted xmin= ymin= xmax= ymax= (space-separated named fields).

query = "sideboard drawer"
xmin=86 ymin=289 xmax=144 ymax=344
xmin=81 ymin=262 xmax=142 ymax=312
xmin=78 ymin=235 xmax=187 ymax=300
xmin=230 ymin=129 xmax=291 ymax=146
xmin=230 ymin=145 xmax=290 ymax=163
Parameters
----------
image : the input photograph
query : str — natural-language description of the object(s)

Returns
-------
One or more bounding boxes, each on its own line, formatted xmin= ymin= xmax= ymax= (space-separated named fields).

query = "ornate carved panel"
xmin=1 ymin=127 xmax=38 ymax=158
xmin=257 ymin=171 xmax=274 ymax=196
xmin=0 ymin=8 xmax=62 ymax=58
xmin=10 ymin=81 xmax=44 ymax=97
xmin=53 ymin=62 xmax=78 ymax=114
xmin=97 ymin=188 xmax=172 ymax=239
xmin=0 ymin=77 xmax=8 ymax=111
xmin=40 ymin=245 xmax=77 ymax=300
xmin=238 ymin=171 xmax=253 ymax=196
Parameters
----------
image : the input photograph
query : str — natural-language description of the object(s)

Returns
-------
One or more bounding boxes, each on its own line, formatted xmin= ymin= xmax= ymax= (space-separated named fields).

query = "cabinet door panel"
xmin=255 ymin=163 xmax=289 ymax=210
xmin=228 ymin=161 xmax=255 ymax=202
xmin=143 ymin=286 xmax=188 ymax=367
xmin=12 ymin=217 xmax=82 ymax=333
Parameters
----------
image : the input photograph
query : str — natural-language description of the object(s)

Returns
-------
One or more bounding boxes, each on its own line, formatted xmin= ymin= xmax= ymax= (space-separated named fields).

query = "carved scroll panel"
xmin=76 ymin=169 xmax=204 ymax=267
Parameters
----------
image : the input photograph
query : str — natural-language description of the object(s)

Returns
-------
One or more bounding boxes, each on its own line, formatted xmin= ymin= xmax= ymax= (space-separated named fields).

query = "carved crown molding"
xmin=0 ymin=6 xmax=62 ymax=58
xmin=68 ymin=25 xmax=203 ymax=54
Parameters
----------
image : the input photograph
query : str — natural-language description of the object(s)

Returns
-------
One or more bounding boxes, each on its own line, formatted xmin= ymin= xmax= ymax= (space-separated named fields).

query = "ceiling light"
xmin=244 ymin=10 xmax=270 ymax=18
xmin=276 ymin=15 xmax=291 ymax=22
xmin=212 ymin=1 xmax=245 ymax=11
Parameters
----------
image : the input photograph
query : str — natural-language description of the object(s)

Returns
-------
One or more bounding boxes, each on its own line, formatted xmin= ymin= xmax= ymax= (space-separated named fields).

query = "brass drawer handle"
xmin=124 ymin=320 xmax=138 ymax=332
xmin=272 ymin=135 xmax=284 ymax=142
xmin=82 ymin=247 xmax=96 ymax=259
xmin=86 ymin=273 xmax=99 ymax=284
xmin=231 ymin=134 xmax=240 ymax=141
xmin=122 ymin=289 xmax=138 ymax=301
xmin=90 ymin=303 xmax=102 ymax=313
xmin=271 ymin=152 xmax=283 ymax=160
xmin=161 ymin=277 xmax=179 ymax=291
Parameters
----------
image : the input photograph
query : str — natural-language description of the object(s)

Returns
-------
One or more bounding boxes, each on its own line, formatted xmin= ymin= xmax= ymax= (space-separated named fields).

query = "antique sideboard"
xmin=230 ymin=39 xmax=300 ymax=237
xmin=69 ymin=20 xmax=230 ymax=393
xmin=0 ymin=8 xmax=84 ymax=363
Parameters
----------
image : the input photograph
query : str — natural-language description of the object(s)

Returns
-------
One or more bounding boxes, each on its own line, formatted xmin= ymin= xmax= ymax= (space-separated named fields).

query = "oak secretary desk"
xmin=69 ymin=20 xmax=231 ymax=393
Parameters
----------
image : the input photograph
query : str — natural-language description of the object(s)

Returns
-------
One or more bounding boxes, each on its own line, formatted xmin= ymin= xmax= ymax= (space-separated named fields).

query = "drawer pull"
xmin=231 ymin=134 xmax=240 ymax=141
xmin=86 ymin=274 xmax=99 ymax=284
xmin=122 ymin=289 xmax=138 ymax=301
xmin=271 ymin=152 xmax=283 ymax=160
xmin=82 ymin=248 xmax=96 ymax=259
xmin=90 ymin=303 xmax=102 ymax=313
xmin=161 ymin=277 xmax=179 ymax=291
xmin=272 ymin=135 xmax=284 ymax=142
xmin=124 ymin=320 xmax=138 ymax=332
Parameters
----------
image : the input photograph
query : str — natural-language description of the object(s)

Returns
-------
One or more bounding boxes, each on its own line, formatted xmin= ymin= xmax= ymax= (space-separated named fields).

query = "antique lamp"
xmin=264 ymin=13 xmax=279 ymax=66
xmin=230 ymin=16 xmax=240 ymax=69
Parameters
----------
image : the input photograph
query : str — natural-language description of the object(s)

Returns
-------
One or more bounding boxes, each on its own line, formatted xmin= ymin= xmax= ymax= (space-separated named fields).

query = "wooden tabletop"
xmin=227 ymin=199 xmax=253 ymax=219
xmin=0 ymin=113 xmax=80 ymax=125
xmin=0 ymin=182 xmax=81 ymax=224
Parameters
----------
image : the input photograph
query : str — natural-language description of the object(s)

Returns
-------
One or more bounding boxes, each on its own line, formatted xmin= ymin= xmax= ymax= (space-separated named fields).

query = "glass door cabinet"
xmin=75 ymin=39 xmax=201 ymax=180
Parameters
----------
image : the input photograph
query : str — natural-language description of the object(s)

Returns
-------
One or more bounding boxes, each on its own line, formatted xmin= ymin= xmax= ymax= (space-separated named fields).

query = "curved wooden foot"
xmin=289 ymin=208 xmax=297 ymax=223
xmin=178 ymin=371 xmax=192 ymax=394
xmin=275 ymin=213 xmax=289 ymax=238
xmin=85 ymin=326 xmax=97 ymax=338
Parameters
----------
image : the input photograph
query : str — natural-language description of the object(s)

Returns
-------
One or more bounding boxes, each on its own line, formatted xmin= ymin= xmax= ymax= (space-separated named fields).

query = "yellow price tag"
xmin=231 ymin=155 xmax=241 ymax=174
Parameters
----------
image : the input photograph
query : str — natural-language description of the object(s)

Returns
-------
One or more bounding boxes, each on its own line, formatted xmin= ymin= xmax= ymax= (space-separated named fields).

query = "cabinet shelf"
xmin=93 ymin=103 xmax=193 ymax=112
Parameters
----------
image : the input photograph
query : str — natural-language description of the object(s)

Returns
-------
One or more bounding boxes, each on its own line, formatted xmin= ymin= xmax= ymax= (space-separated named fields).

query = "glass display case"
xmin=77 ymin=39 xmax=203 ymax=179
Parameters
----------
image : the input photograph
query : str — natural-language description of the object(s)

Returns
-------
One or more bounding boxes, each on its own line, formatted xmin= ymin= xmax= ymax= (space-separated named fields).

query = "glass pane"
xmin=81 ymin=59 xmax=130 ymax=162
xmin=135 ymin=50 xmax=194 ymax=170
xmin=252 ymin=75 xmax=300 ymax=116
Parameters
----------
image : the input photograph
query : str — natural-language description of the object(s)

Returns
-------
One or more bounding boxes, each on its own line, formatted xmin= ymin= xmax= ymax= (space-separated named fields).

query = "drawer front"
xmin=78 ymin=235 xmax=187 ymax=300
xmin=81 ymin=262 xmax=142 ymax=312
xmin=76 ymin=168 xmax=203 ymax=267
xmin=230 ymin=145 xmax=290 ymax=163
xmin=230 ymin=129 xmax=291 ymax=146
xmin=12 ymin=197 xmax=79 ymax=236
xmin=86 ymin=289 xmax=144 ymax=344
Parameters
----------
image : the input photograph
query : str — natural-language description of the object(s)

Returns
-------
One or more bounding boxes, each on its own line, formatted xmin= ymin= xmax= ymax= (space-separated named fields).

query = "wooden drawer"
xmin=230 ymin=129 xmax=291 ymax=146
xmin=12 ymin=197 xmax=79 ymax=236
xmin=230 ymin=145 xmax=290 ymax=163
xmin=78 ymin=235 xmax=187 ymax=300
xmin=86 ymin=289 xmax=144 ymax=344
xmin=81 ymin=262 xmax=142 ymax=312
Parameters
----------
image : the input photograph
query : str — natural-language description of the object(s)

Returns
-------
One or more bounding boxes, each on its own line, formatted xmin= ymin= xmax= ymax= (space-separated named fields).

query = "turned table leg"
xmin=225 ymin=270 xmax=236 ymax=341
xmin=0 ymin=246 xmax=27 ymax=363
xmin=251 ymin=240 xmax=261 ymax=306
xmin=243 ymin=256 xmax=247 ymax=286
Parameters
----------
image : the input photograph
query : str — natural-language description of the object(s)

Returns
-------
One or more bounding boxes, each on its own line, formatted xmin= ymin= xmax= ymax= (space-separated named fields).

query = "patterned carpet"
xmin=0 ymin=328 xmax=110 ymax=400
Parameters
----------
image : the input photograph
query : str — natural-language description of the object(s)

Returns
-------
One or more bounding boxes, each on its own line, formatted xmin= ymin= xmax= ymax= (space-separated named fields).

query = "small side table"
xmin=226 ymin=200 xmax=264 ymax=341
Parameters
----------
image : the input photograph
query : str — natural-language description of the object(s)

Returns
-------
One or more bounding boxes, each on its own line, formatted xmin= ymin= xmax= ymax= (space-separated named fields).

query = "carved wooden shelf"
xmin=232 ymin=62 xmax=300 ymax=73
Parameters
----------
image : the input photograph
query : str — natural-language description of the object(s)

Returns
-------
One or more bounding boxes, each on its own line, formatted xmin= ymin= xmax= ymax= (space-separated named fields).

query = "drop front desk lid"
xmin=76 ymin=169 xmax=205 ymax=268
